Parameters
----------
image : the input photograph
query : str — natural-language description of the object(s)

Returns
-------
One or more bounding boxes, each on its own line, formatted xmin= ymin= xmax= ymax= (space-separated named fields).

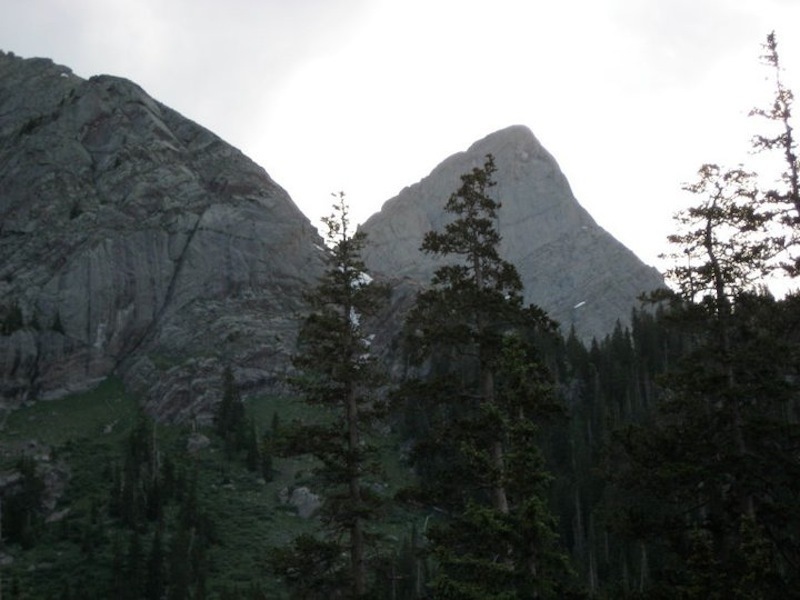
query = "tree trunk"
xmin=481 ymin=367 xmax=509 ymax=514
xmin=347 ymin=384 xmax=367 ymax=596
xmin=705 ymin=212 xmax=755 ymax=519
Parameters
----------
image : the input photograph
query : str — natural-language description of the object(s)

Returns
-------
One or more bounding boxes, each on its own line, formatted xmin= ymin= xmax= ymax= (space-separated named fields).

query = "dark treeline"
xmin=541 ymin=300 xmax=800 ymax=597
xmin=395 ymin=289 xmax=800 ymax=598
xmin=541 ymin=30 xmax=800 ymax=597
xmin=386 ymin=30 xmax=800 ymax=598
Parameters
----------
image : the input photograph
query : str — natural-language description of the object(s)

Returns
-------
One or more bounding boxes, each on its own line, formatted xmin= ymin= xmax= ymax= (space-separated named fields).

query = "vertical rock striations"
xmin=0 ymin=51 xmax=663 ymax=420
xmin=0 ymin=51 xmax=324 ymax=418
xmin=360 ymin=125 xmax=664 ymax=343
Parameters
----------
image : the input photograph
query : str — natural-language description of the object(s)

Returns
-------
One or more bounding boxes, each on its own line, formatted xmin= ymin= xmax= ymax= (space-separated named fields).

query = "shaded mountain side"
xmin=0 ymin=51 xmax=324 ymax=419
xmin=360 ymin=125 xmax=664 ymax=344
xmin=0 ymin=51 xmax=663 ymax=423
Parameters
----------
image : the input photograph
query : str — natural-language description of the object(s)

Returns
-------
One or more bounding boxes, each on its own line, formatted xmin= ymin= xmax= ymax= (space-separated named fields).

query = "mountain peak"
xmin=361 ymin=126 xmax=663 ymax=342
xmin=0 ymin=50 xmax=661 ymax=418
xmin=0 ymin=50 xmax=324 ymax=414
xmin=466 ymin=123 xmax=544 ymax=152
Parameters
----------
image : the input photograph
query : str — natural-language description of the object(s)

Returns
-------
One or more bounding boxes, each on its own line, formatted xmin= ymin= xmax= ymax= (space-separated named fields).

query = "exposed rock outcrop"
xmin=278 ymin=485 xmax=322 ymax=519
xmin=0 ymin=51 xmax=664 ymax=421
xmin=0 ymin=51 xmax=324 ymax=417
xmin=361 ymin=125 xmax=664 ymax=343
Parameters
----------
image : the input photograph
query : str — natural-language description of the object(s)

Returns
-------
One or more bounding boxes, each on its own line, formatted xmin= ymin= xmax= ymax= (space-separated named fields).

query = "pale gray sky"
xmin=1 ymin=0 xmax=798 ymax=269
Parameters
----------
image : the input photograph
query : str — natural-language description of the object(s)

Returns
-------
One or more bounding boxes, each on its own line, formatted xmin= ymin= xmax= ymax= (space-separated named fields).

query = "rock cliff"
xmin=0 ymin=51 xmax=324 ymax=419
xmin=0 ymin=51 xmax=664 ymax=421
xmin=360 ymin=125 xmax=664 ymax=343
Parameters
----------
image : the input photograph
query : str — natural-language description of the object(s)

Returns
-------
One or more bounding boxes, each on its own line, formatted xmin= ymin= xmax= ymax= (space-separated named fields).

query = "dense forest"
xmin=1 ymin=33 xmax=799 ymax=599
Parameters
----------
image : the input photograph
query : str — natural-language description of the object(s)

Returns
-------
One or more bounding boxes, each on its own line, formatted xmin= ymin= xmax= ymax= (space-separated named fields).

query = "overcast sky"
xmin=2 ymin=0 xmax=798 ymax=269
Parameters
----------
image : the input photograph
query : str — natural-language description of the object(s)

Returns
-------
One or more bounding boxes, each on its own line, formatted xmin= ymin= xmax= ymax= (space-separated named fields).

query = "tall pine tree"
xmin=751 ymin=32 xmax=800 ymax=232
xmin=401 ymin=155 xmax=573 ymax=598
xmin=612 ymin=156 xmax=800 ymax=595
xmin=274 ymin=192 xmax=388 ymax=597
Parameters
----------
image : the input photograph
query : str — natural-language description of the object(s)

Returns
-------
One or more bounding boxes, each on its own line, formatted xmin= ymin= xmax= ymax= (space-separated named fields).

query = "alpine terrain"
xmin=361 ymin=125 xmax=664 ymax=345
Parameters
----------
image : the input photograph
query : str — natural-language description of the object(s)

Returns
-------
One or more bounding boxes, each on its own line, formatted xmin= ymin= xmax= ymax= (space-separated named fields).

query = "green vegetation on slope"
xmin=0 ymin=373 xmax=432 ymax=599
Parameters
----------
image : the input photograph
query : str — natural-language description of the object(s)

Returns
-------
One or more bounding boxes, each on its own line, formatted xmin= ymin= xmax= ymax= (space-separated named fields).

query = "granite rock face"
xmin=0 ymin=51 xmax=324 ymax=418
xmin=0 ymin=51 xmax=664 ymax=421
xmin=360 ymin=125 xmax=664 ymax=343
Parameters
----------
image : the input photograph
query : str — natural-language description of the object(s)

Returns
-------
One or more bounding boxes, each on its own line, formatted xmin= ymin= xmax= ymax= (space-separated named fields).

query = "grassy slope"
xmin=0 ymin=378 xmax=421 ymax=598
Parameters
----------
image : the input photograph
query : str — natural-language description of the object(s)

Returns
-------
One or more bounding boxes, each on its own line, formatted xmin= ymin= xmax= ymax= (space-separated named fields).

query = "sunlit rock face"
xmin=0 ymin=51 xmax=324 ymax=418
xmin=360 ymin=125 xmax=664 ymax=344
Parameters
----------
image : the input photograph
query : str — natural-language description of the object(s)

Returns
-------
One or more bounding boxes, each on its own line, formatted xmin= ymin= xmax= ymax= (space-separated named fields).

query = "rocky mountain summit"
xmin=0 ymin=51 xmax=663 ymax=421
xmin=361 ymin=125 xmax=664 ymax=343
xmin=0 ymin=51 xmax=324 ymax=419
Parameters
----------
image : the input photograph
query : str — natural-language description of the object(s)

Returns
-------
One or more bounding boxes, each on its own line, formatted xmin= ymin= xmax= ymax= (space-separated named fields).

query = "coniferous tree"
xmin=401 ymin=155 xmax=572 ymax=598
xmin=110 ymin=533 xmax=126 ymax=598
xmin=2 ymin=456 xmax=45 ymax=548
xmin=612 ymin=155 xmax=800 ymax=595
xmin=124 ymin=529 xmax=144 ymax=600
xmin=215 ymin=366 xmax=246 ymax=457
xmin=244 ymin=418 xmax=261 ymax=472
xmin=269 ymin=533 xmax=347 ymax=598
xmin=662 ymin=163 xmax=772 ymax=306
xmin=260 ymin=432 xmax=274 ymax=482
xmin=168 ymin=521 xmax=192 ymax=600
xmin=273 ymin=192 xmax=388 ymax=597
xmin=116 ymin=414 xmax=163 ymax=529
xmin=750 ymin=32 xmax=800 ymax=260
xmin=146 ymin=529 xmax=165 ymax=600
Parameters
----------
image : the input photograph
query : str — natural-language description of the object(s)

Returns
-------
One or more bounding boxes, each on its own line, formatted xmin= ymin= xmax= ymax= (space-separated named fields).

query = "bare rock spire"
xmin=360 ymin=125 xmax=664 ymax=342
